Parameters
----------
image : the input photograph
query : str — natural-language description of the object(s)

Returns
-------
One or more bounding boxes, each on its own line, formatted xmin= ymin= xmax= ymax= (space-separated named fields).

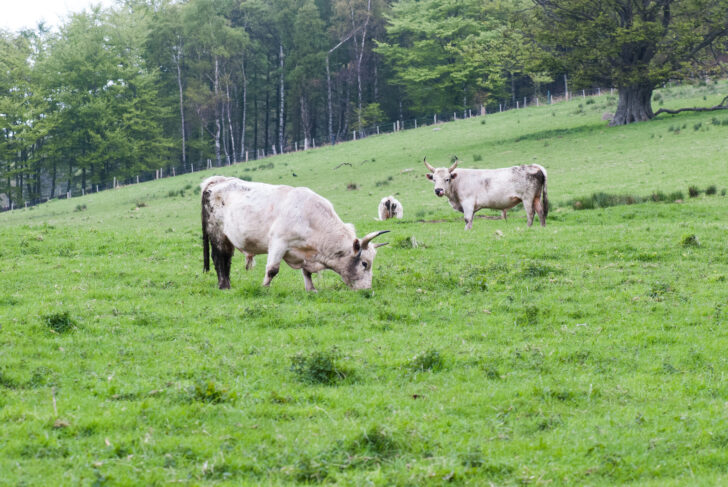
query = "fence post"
xmin=136 ymin=175 xmax=139 ymax=184
xmin=245 ymin=151 xmax=249 ymax=162
xmin=96 ymin=185 xmax=99 ymax=192
xmin=499 ymin=104 xmax=502 ymax=112
xmin=376 ymin=125 xmax=379 ymax=134
xmin=414 ymin=119 xmax=417 ymax=129
xmin=67 ymin=191 xmax=71 ymax=199
xmin=453 ymin=112 xmax=456 ymax=120
xmin=172 ymin=167 xmax=175 ymax=177
xmin=353 ymin=131 xmax=356 ymax=141
xmin=81 ymin=188 xmax=84 ymax=196
xmin=113 ymin=177 xmax=117 ymax=187
xmin=597 ymin=87 xmax=601 ymax=96
xmin=536 ymin=96 xmax=539 ymax=107
xmin=434 ymin=114 xmax=437 ymax=124
xmin=524 ymin=96 xmax=527 ymax=108
xmin=480 ymin=105 xmax=485 ymax=116
xmin=516 ymin=101 xmax=519 ymax=109
xmin=191 ymin=163 xmax=194 ymax=173
xmin=582 ymin=89 xmax=586 ymax=99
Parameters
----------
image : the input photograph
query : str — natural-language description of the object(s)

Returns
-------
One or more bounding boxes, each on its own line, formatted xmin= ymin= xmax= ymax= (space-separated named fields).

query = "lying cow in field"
xmin=201 ymin=176 xmax=389 ymax=291
xmin=378 ymin=196 xmax=403 ymax=221
xmin=424 ymin=158 xmax=548 ymax=229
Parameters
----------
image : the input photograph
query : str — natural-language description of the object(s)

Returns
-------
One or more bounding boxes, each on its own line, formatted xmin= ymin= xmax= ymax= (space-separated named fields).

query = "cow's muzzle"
xmin=434 ymin=188 xmax=445 ymax=197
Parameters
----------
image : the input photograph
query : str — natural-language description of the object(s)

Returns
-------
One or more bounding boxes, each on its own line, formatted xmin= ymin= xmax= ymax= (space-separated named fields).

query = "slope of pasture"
xmin=1 ymin=82 xmax=728 ymax=486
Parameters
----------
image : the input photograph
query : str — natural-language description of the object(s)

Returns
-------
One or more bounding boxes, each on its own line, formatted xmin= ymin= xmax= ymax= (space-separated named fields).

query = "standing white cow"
xmin=378 ymin=196 xmax=403 ymax=221
xmin=424 ymin=157 xmax=548 ymax=229
xmin=201 ymin=176 xmax=389 ymax=291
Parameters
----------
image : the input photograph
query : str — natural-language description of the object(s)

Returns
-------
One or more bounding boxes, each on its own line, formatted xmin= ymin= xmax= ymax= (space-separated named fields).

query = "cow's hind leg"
xmin=263 ymin=241 xmax=287 ymax=287
xmin=501 ymin=209 xmax=507 ymax=220
xmin=523 ymin=197 xmax=535 ymax=227
xmin=212 ymin=239 xmax=234 ymax=289
xmin=533 ymin=194 xmax=546 ymax=227
xmin=302 ymin=269 xmax=317 ymax=292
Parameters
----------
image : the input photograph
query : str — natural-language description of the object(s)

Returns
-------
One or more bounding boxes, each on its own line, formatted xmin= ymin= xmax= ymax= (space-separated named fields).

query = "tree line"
xmin=2 ymin=0 xmax=727 ymax=208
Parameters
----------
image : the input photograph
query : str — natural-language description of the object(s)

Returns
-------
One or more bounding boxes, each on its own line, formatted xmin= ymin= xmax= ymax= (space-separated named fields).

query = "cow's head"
xmin=424 ymin=157 xmax=458 ymax=197
xmin=341 ymin=230 xmax=389 ymax=289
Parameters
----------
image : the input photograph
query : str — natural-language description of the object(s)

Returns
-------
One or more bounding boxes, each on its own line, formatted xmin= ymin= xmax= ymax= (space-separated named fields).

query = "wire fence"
xmin=1 ymin=86 xmax=614 ymax=213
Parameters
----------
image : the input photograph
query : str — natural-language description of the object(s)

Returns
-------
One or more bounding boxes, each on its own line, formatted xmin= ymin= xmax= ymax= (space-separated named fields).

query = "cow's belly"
xmin=476 ymin=194 xmax=521 ymax=210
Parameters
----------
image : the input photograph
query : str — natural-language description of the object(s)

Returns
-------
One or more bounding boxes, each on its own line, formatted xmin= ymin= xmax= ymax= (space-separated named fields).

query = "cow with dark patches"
xmin=201 ymin=176 xmax=389 ymax=291
xmin=378 ymin=196 xmax=403 ymax=221
xmin=424 ymin=157 xmax=548 ymax=229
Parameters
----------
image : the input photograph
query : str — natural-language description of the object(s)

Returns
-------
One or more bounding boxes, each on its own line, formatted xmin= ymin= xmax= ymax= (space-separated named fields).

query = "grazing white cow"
xmin=201 ymin=176 xmax=389 ymax=291
xmin=424 ymin=157 xmax=548 ymax=229
xmin=378 ymin=196 xmax=403 ymax=221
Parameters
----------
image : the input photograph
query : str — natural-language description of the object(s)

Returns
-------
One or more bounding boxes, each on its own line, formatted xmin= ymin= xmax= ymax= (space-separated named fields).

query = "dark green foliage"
xmin=688 ymin=186 xmax=700 ymax=198
xmin=705 ymin=185 xmax=717 ymax=195
xmin=43 ymin=312 xmax=76 ymax=333
xmin=74 ymin=204 xmax=87 ymax=212
xmin=290 ymin=348 xmax=350 ymax=385
xmin=473 ymin=154 xmax=483 ymax=161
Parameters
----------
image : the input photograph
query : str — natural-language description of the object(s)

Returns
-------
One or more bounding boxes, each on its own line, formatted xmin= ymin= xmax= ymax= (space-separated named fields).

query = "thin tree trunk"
xmin=173 ymin=47 xmax=186 ymax=166
xmin=239 ymin=58 xmax=247 ymax=161
xmin=264 ymin=57 xmax=270 ymax=154
xmin=278 ymin=42 xmax=285 ymax=154
xmin=213 ymin=56 xmax=222 ymax=165
xmin=225 ymin=78 xmax=235 ymax=163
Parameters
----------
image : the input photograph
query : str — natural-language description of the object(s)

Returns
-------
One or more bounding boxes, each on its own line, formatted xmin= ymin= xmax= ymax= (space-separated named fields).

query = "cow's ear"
xmin=450 ymin=172 xmax=458 ymax=179
xmin=353 ymin=239 xmax=361 ymax=254
xmin=426 ymin=173 xmax=433 ymax=180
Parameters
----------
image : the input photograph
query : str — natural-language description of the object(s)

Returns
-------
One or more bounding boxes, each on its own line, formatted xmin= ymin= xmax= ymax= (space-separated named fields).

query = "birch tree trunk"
xmin=239 ymin=58 xmax=247 ymax=161
xmin=173 ymin=46 xmax=186 ymax=166
xmin=213 ymin=56 xmax=222 ymax=166
xmin=278 ymin=42 xmax=285 ymax=154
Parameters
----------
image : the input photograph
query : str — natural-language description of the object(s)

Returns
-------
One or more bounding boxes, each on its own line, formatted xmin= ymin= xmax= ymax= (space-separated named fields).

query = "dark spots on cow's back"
xmin=483 ymin=178 xmax=491 ymax=190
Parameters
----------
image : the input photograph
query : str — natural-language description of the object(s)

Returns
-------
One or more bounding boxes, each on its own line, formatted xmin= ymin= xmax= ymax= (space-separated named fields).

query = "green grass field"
xmin=2 ymin=81 xmax=728 ymax=486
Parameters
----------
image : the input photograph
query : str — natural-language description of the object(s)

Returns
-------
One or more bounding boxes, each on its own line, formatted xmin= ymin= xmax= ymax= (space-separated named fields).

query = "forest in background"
xmin=2 ymin=0 xmax=727 ymax=208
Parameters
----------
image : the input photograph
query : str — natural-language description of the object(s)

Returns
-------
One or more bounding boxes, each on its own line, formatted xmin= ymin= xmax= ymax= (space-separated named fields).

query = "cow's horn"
xmin=361 ymin=230 xmax=390 ymax=249
xmin=448 ymin=158 xmax=458 ymax=173
xmin=424 ymin=157 xmax=435 ymax=173
xmin=373 ymin=242 xmax=389 ymax=248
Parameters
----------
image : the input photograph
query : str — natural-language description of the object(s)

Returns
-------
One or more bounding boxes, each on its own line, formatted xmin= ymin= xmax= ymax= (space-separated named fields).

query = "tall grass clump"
xmin=290 ymin=348 xmax=351 ymax=385
xmin=43 ymin=312 xmax=77 ymax=333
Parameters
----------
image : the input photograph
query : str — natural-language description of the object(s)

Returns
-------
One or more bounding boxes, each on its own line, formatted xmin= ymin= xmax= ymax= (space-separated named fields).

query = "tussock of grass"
xmin=187 ymin=379 xmax=237 ymax=404
xmin=408 ymin=349 xmax=444 ymax=372
xmin=42 ymin=311 xmax=76 ymax=333
xmin=290 ymin=348 xmax=351 ymax=385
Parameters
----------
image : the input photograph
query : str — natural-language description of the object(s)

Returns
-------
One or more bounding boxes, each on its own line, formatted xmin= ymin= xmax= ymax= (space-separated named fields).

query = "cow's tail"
xmin=536 ymin=164 xmax=548 ymax=219
xmin=201 ymin=188 xmax=211 ymax=273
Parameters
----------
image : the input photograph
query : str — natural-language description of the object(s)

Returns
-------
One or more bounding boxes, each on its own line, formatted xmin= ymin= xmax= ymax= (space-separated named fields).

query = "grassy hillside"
xmin=1 ymin=81 xmax=728 ymax=486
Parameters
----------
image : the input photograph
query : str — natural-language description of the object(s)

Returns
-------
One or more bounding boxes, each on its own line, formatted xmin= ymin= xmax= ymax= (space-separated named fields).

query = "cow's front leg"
xmin=302 ymin=269 xmax=317 ymax=292
xmin=263 ymin=242 xmax=287 ymax=287
xmin=462 ymin=201 xmax=475 ymax=230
